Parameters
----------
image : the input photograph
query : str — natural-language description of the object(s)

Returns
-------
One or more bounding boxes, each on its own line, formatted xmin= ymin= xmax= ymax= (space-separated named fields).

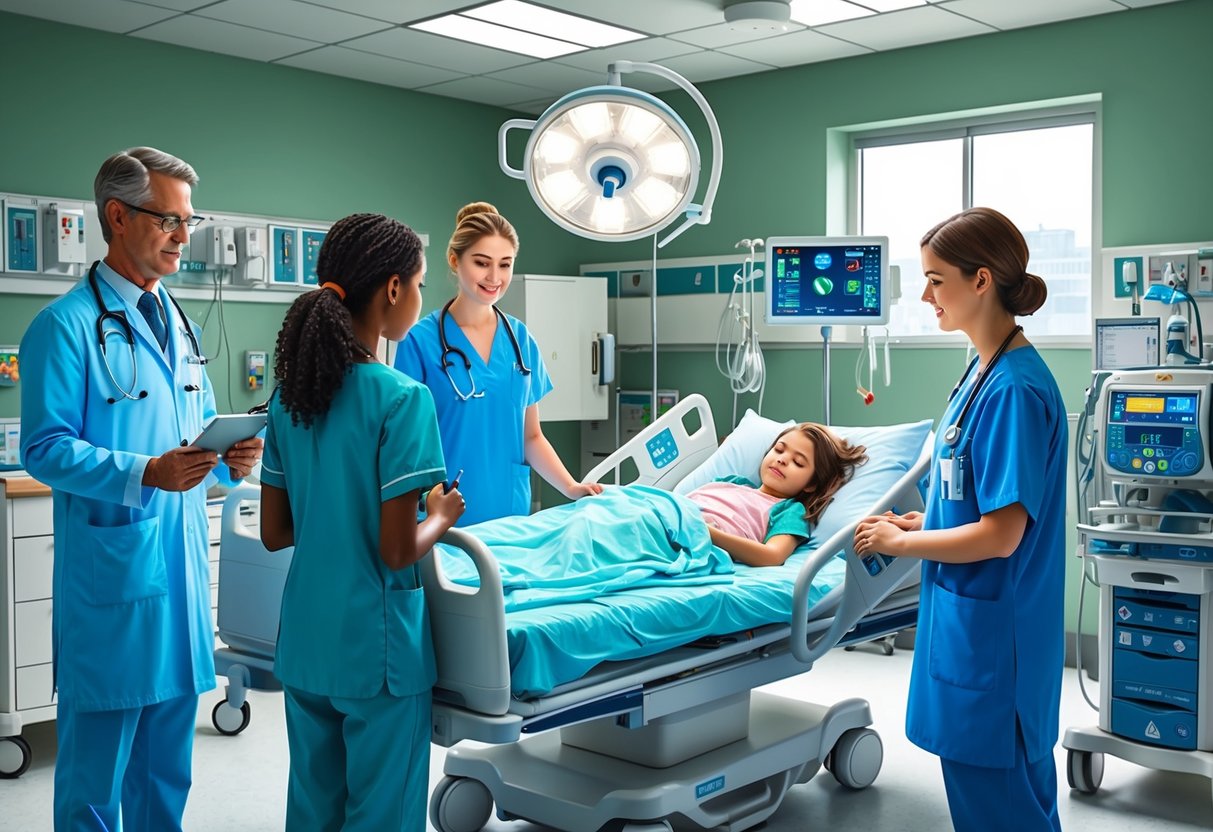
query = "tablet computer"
xmin=193 ymin=413 xmax=267 ymax=453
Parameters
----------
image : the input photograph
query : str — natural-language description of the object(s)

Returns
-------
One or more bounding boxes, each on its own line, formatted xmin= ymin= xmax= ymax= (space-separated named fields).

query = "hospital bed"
xmin=211 ymin=394 xmax=932 ymax=832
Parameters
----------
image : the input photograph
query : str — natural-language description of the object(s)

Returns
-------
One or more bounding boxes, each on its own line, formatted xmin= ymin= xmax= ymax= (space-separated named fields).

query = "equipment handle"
xmin=497 ymin=119 xmax=536 ymax=180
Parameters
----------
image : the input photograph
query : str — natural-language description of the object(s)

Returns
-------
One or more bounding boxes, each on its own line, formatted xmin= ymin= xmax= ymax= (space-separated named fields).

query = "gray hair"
xmin=94 ymin=147 xmax=199 ymax=242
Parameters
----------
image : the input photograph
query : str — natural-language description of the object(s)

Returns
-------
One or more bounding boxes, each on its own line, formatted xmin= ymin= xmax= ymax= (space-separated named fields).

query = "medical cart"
xmin=1064 ymin=367 xmax=1213 ymax=804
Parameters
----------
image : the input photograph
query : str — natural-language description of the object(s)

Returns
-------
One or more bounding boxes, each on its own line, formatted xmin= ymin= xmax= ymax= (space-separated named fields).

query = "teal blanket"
xmin=436 ymin=485 xmax=734 ymax=611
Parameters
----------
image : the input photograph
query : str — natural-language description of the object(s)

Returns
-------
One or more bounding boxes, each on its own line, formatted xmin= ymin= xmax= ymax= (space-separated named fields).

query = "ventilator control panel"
xmin=1104 ymin=388 xmax=1207 ymax=478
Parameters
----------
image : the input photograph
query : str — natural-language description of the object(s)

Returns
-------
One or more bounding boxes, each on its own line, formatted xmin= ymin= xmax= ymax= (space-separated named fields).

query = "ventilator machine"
xmin=1065 ymin=366 xmax=1213 ymax=799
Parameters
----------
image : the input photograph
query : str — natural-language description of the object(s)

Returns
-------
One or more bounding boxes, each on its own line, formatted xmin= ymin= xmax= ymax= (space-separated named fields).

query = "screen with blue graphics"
xmin=765 ymin=236 xmax=889 ymax=326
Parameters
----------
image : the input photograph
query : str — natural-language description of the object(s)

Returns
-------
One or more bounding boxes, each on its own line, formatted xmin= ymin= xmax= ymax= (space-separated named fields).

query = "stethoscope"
xmin=438 ymin=299 xmax=530 ymax=401
xmin=941 ymin=325 xmax=1023 ymax=447
xmin=89 ymin=260 xmax=206 ymax=404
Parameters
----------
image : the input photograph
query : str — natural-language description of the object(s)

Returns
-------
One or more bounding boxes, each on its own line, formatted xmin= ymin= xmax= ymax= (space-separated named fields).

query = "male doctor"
xmin=20 ymin=147 xmax=262 ymax=831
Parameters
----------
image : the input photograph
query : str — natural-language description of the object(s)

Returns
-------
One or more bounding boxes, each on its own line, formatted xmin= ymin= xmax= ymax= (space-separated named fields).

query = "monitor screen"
xmin=765 ymin=236 xmax=889 ymax=326
xmin=1095 ymin=317 xmax=1160 ymax=370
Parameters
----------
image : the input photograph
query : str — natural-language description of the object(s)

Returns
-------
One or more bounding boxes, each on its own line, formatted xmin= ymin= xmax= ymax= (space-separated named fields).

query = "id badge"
xmin=185 ymin=354 xmax=206 ymax=392
xmin=939 ymin=455 xmax=966 ymax=501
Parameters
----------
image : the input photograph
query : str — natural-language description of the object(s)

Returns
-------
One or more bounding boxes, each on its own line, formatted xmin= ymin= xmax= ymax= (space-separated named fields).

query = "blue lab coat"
xmin=20 ymin=261 xmax=224 ymax=712
xmin=394 ymin=308 xmax=552 ymax=525
xmin=907 ymin=345 xmax=1068 ymax=768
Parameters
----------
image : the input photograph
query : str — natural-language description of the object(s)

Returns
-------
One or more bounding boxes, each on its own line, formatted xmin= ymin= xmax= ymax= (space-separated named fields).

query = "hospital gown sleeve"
xmin=766 ymin=498 xmax=812 ymax=543
xmin=516 ymin=320 xmax=553 ymax=406
xmin=393 ymin=329 xmax=426 ymax=383
xmin=970 ymin=381 xmax=1050 ymax=522
xmin=379 ymin=383 xmax=446 ymax=501
xmin=19 ymin=306 xmax=152 ymax=509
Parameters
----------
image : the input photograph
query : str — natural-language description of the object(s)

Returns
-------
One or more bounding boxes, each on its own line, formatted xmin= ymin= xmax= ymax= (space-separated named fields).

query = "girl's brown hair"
xmin=773 ymin=423 xmax=868 ymax=525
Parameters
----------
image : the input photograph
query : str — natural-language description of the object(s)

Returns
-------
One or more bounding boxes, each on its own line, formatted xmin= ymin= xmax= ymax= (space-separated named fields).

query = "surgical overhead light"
xmin=499 ymin=61 xmax=722 ymax=246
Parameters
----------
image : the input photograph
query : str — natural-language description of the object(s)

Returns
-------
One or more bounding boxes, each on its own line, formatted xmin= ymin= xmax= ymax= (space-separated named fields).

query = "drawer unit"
xmin=13 ymin=536 xmax=54 ymax=602
xmin=1109 ymin=587 xmax=1202 ymax=749
xmin=14 ymin=599 xmax=53 ymax=667
xmin=12 ymin=496 xmax=53 ymax=538
xmin=15 ymin=664 xmax=55 ymax=711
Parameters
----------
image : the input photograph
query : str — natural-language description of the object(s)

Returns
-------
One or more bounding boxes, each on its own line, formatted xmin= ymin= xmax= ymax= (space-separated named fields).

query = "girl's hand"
xmin=854 ymin=518 xmax=908 ymax=557
xmin=426 ymin=484 xmax=465 ymax=524
xmin=566 ymin=481 xmax=604 ymax=499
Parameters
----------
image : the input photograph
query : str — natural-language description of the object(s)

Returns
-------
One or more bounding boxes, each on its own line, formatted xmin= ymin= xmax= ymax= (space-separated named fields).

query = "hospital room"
xmin=1 ymin=0 xmax=1211 ymax=829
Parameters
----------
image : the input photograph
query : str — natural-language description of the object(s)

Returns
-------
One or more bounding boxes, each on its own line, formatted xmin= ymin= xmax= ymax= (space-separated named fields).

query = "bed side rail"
xmin=583 ymin=393 xmax=717 ymax=489
xmin=419 ymin=529 xmax=512 ymax=716
xmin=790 ymin=434 xmax=932 ymax=664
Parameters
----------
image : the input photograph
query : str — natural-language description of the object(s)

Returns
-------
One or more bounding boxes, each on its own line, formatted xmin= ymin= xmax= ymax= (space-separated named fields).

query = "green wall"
xmin=2 ymin=3 xmax=1210 ymax=632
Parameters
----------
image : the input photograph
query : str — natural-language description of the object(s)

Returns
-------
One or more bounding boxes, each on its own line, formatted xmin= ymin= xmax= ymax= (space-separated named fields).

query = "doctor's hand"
xmin=222 ymin=437 xmax=264 ymax=481
xmin=143 ymin=446 xmax=219 ymax=492
xmin=426 ymin=483 xmax=466 ymax=524
xmin=856 ymin=510 xmax=923 ymax=533
xmin=854 ymin=518 xmax=909 ymax=558
xmin=565 ymin=481 xmax=604 ymax=500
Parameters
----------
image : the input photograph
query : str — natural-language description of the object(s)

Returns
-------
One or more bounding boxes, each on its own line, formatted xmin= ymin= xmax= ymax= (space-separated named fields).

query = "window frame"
xmin=846 ymin=104 xmax=1101 ymax=347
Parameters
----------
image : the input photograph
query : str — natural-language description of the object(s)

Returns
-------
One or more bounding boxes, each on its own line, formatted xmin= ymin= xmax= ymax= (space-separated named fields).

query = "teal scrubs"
xmin=907 ymin=346 xmax=1067 ymax=831
xmin=21 ymin=261 xmax=233 ymax=831
xmin=260 ymin=363 xmax=445 ymax=832
xmin=394 ymin=309 xmax=552 ymax=525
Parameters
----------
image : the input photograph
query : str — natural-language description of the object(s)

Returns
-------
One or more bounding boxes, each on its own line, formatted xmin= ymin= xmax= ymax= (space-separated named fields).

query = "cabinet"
xmin=1 ymin=480 xmax=55 ymax=777
xmin=496 ymin=274 xmax=612 ymax=422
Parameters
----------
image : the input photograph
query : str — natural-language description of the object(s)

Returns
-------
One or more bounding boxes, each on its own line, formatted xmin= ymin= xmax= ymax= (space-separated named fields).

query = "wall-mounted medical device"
xmin=245 ymin=350 xmax=267 ymax=391
xmin=201 ymin=225 xmax=237 ymax=267
xmin=764 ymin=236 xmax=889 ymax=326
xmin=4 ymin=198 xmax=40 ymax=273
xmin=42 ymin=203 xmax=87 ymax=267
xmin=270 ymin=225 xmax=299 ymax=284
xmin=300 ymin=229 xmax=326 ymax=286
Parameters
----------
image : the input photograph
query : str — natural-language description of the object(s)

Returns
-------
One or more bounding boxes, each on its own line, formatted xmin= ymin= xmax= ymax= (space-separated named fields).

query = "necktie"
xmin=137 ymin=291 xmax=168 ymax=351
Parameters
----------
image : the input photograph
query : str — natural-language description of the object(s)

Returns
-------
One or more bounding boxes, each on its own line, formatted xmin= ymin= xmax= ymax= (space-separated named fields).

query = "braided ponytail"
xmin=274 ymin=213 xmax=423 ymax=426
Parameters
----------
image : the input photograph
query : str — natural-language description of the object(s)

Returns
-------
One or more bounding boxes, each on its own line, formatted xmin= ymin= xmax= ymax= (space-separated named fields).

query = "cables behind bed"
xmin=716 ymin=237 xmax=766 ymax=427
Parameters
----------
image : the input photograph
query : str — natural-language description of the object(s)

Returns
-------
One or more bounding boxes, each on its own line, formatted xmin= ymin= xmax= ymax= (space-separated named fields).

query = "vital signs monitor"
xmin=765 ymin=236 xmax=889 ymax=326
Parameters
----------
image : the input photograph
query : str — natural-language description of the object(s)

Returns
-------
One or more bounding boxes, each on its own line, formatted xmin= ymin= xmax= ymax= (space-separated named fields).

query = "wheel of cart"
xmin=0 ymin=735 xmax=32 ymax=778
xmin=1066 ymin=749 xmax=1104 ymax=795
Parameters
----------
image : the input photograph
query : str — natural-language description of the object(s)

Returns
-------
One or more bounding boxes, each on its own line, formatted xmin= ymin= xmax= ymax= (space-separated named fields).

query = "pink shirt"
xmin=687 ymin=480 xmax=781 ymax=542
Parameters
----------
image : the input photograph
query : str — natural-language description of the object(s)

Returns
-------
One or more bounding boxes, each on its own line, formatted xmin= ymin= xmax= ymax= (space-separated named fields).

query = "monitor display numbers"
xmin=767 ymin=238 xmax=887 ymax=325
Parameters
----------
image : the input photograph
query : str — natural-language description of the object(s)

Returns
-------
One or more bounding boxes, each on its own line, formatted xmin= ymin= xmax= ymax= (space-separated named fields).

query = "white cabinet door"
xmin=14 ymin=536 xmax=54 ymax=602
xmin=15 ymin=600 xmax=53 ymax=667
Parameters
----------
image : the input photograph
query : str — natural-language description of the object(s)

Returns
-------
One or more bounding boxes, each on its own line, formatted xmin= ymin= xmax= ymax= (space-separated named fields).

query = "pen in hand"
xmin=445 ymin=469 xmax=463 ymax=493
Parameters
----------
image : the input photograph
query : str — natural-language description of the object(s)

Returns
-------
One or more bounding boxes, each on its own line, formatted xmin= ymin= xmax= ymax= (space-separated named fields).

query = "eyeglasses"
xmin=120 ymin=201 xmax=205 ymax=233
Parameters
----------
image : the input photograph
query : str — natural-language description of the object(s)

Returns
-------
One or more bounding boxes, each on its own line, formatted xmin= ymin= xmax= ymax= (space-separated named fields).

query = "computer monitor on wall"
xmin=765 ymin=236 xmax=889 ymax=326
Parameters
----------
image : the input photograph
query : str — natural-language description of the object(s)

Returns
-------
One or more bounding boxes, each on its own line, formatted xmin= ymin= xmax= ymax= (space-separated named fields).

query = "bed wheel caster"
xmin=829 ymin=727 xmax=883 ymax=789
xmin=0 ymin=735 xmax=32 ymax=778
xmin=211 ymin=699 xmax=251 ymax=736
xmin=1066 ymin=749 xmax=1104 ymax=795
xmin=430 ymin=775 xmax=493 ymax=832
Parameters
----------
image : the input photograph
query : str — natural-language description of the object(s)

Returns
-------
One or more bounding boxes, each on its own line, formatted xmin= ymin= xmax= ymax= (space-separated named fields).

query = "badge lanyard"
xmin=939 ymin=325 xmax=1022 ymax=501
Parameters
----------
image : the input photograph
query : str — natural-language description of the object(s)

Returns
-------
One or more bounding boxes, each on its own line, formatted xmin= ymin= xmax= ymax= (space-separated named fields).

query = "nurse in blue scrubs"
xmin=259 ymin=214 xmax=465 ymax=831
xmin=854 ymin=207 xmax=1067 ymax=831
xmin=394 ymin=201 xmax=601 ymax=525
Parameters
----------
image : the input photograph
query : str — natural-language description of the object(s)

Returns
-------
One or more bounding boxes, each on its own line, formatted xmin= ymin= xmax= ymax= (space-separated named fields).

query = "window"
xmin=856 ymin=114 xmax=1094 ymax=339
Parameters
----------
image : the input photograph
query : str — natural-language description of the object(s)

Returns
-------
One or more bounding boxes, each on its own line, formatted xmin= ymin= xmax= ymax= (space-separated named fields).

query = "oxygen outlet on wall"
xmin=246 ymin=350 xmax=267 ymax=391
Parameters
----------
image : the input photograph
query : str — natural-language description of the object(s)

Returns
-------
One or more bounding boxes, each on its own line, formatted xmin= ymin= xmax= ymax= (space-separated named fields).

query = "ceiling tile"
xmin=343 ymin=26 xmax=534 ymax=74
xmin=415 ymin=75 xmax=552 ymax=108
xmin=275 ymin=45 xmax=464 ymax=88
xmin=552 ymin=37 xmax=701 ymax=73
xmin=0 ymin=0 xmax=176 ymax=32
xmin=194 ymin=0 xmax=391 ymax=43
xmin=295 ymin=0 xmax=471 ymax=24
xmin=132 ymin=14 xmax=321 ymax=61
xmin=817 ymin=4 xmax=995 ymax=50
xmin=507 ymin=97 xmax=559 ymax=116
xmin=1114 ymin=0 xmax=1183 ymax=6
xmin=944 ymin=0 xmax=1123 ymax=30
xmin=669 ymin=20 xmax=808 ymax=49
xmin=658 ymin=50 xmax=778 ymax=83
xmin=719 ymin=28 xmax=872 ymax=66
xmin=488 ymin=61 xmax=610 ymax=94
xmin=515 ymin=0 xmax=725 ymax=35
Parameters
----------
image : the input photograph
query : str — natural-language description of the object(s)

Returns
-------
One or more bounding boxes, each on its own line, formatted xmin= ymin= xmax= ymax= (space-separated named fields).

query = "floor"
xmin=3 ymin=645 xmax=1210 ymax=831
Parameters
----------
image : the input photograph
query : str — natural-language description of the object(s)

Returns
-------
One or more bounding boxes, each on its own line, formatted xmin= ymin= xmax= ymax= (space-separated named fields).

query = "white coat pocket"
xmin=88 ymin=516 xmax=167 ymax=605
xmin=927 ymin=583 xmax=1008 ymax=692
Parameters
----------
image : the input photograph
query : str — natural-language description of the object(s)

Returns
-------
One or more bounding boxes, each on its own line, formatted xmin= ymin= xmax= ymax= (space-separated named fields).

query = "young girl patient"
xmin=687 ymin=423 xmax=867 ymax=567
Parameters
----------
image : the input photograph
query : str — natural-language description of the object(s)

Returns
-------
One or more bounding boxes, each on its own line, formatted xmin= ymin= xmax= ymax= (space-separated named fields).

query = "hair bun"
xmin=456 ymin=201 xmax=499 ymax=225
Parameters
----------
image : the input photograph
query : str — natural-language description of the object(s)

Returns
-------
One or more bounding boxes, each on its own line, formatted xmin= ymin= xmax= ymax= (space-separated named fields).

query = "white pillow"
xmin=674 ymin=409 xmax=933 ymax=556
xmin=673 ymin=409 xmax=792 ymax=495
